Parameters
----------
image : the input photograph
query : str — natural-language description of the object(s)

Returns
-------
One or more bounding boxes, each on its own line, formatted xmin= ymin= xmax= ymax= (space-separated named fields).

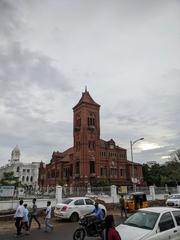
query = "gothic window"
xmin=63 ymin=168 xmax=69 ymax=177
xmin=90 ymin=161 xmax=95 ymax=174
xmin=70 ymin=164 xmax=73 ymax=177
xmin=75 ymin=114 xmax=81 ymax=131
xmin=120 ymin=168 xmax=126 ymax=177
xmin=88 ymin=141 xmax=96 ymax=150
xmin=75 ymin=162 xmax=80 ymax=174
xmin=26 ymin=176 xmax=29 ymax=182
xmin=30 ymin=176 xmax=33 ymax=182
xmin=87 ymin=113 xmax=95 ymax=127
xmin=76 ymin=115 xmax=81 ymax=127
xmin=22 ymin=176 xmax=25 ymax=181
xmin=16 ymin=166 xmax=20 ymax=172
xmin=110 ymin=144 xmax=114 ymax=149
xmin=100 ymin=167 xmax=107 ymax=176
xmin=77 ymin=118 xmax=81 ymax=127
xmin=110 ymin=168 xmax=117 ymax=177
xmin=76 ymin=141 xmax=80 ymax=151
xmin=51 ymin=170 xmax=55 ymax=178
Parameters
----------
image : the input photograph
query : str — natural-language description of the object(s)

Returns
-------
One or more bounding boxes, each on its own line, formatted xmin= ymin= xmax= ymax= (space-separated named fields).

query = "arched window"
xmin=30 ymin=176 xmax=33 ymax=182
xmin=87 ymin=113 xmax=95 ymax=126
xmin=22 ymin=176 xmax=25 ymax=181
xmin=76 ymin=114 xmax=81 ymax=127
xmin=16 ymin=166 xmax=20 ymax=172
xmin=26 ymin=176 xmax=29 ymax=182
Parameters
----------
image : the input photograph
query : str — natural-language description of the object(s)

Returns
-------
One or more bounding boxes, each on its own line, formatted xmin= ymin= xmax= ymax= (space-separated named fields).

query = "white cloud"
xmin=138 ymin=142 xmax=161 ymax=151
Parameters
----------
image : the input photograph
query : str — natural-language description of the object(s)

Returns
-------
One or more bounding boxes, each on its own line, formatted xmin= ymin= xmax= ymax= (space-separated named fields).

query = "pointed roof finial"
xmin=85 ymin=85 xmax=87 ymax=92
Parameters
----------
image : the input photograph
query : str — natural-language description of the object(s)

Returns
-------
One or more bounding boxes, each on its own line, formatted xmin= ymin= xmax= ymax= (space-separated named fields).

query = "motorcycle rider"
xmin=89 ymin=202 xmax=104 ymax=234
xmin=73 ymin=202 xmax=104 ymax=239
xmin=91 ymin=202 xmax=104 ymax=221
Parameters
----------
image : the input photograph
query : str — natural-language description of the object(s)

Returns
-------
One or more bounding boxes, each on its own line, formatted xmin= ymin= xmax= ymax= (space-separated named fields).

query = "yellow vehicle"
xmin=126 ymin=192 xmax=149 ymax=212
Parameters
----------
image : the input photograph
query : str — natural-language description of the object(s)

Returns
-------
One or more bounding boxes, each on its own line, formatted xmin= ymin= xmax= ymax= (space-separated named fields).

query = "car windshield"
xmin=62 ymin=198 xmax=73 ymax=204
xmin=169 ymin=195 xmax=180 ymax=199
xmin=124 ymin=211 xmax=160 ymax=230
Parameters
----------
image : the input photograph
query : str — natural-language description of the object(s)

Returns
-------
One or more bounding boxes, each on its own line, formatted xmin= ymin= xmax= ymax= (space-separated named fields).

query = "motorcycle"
xmin=73 ymin=215 xmax=105 ymax=240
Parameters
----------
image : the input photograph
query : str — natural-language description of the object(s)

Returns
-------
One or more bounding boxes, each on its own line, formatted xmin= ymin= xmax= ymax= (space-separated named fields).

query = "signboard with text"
xmin=118 ymin=186 xmax=127 ymax=194
xmin=0 ymin=185 xmax=15 ymax=197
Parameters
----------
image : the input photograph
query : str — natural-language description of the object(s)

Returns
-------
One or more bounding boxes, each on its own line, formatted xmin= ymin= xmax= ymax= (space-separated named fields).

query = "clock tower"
xmin=73 ymin=88 xmax=100 ymax=185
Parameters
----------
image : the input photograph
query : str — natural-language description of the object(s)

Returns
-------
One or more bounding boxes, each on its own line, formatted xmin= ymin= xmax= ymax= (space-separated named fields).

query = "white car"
xmin=54 ymin=197 xmax=107 ymax=222
xmin=116 ymin=207 xmax=180 ymax=240
xmin=166 ymin=194 xmax=180 ymax=207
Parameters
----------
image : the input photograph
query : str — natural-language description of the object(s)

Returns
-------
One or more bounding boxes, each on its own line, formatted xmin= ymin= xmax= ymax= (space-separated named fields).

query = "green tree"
xmin=0 ymin=171 xmax=20 ymax=187
xmin=142 ymin=161 xmax=180 ymax=187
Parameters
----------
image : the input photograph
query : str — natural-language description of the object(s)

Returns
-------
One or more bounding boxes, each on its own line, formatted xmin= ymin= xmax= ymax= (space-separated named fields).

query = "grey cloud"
xmin=0 ymin=1 xmax=17 ymax=36
xmin=0 ymin=114 xmax=72 ymax=166
xmin=134 ymin=145 xmax=175 ymax=164
xmin=0 ymin=42 xmax=73 ymax=119
xmin=0 ymin=42 xmax=71 ymax=91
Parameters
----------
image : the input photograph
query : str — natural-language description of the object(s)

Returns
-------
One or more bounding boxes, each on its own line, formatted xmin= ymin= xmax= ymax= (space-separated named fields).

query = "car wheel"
xmin=70 ymin=212 xmax=79 ymax=222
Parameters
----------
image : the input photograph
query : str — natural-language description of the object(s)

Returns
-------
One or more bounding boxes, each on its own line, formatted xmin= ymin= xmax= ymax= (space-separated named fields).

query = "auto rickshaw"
xmin=126 ymin=192 xmax=149 ymax=212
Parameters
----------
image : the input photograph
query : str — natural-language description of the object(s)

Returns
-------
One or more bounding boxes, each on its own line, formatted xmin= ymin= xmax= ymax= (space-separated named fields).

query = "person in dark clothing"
xmin=119 ymin=195 xmax=127 ymax=218
xmin=102 ymin=215 xmax=121 ymax=240
xmin=29 ymin=198 xmax=41 ymax=230
xmin=87 ymin=202 xmax=104 ymax=234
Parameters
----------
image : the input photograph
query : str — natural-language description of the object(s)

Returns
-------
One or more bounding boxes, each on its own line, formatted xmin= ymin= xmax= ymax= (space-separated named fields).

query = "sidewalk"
xmin=0 ymin=216 xmax=61 ymax=234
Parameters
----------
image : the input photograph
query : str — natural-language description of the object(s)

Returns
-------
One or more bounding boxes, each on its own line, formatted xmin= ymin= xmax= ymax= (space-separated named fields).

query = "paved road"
xmin=0 ymin=214 xmax=124 ymax=240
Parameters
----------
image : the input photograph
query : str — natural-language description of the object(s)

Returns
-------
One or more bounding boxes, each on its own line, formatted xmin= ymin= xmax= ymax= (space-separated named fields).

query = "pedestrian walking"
xmin=29 ymin=198 xmax=41 ymax=230
xmin=119 ymin=195 xmax=127 ymax=218
xmin=102 ymin=214 xmax=121 ymax=240
xmin=14 ymin=199 xmax=24 ymax=236
xmin=21 ymin=204 xmax=30 ymax=235
xmin=44 ymin=201 xmax=53 ymax=232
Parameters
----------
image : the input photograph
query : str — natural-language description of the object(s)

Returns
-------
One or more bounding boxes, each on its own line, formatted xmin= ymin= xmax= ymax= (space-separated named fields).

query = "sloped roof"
xmin=100 ymin=139 xmax=126 ymax=150
xmin=73 ymin=89 xmax=100 ymax=109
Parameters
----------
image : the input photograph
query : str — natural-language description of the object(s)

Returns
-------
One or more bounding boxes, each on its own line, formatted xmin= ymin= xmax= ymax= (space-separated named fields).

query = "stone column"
xmin=111 ymin=185 xmax=118 ymax=203
xmin=149 ymin=185 xmax=155 ymax=200
xmin=70 ymin=184 xmax=73 ymax=196
xmin=177 ymin=185 xmax=180 ymax=193
xmin=56 ymin=185 xmax=62 ymax=204
xmin=87 ymin=182 xmax=91 ymax=194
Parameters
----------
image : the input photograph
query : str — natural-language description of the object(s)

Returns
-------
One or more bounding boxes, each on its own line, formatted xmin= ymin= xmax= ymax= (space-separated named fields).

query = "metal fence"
xmin=1 ymin=185 xmax=180 ymax=202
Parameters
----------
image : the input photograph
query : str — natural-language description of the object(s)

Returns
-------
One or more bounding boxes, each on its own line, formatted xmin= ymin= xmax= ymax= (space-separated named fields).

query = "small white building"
xmin=0 ymin=145 xmax=40 ymax=190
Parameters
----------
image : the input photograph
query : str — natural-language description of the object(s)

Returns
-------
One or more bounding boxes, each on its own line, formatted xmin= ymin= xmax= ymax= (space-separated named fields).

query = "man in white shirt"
xmin=44 ymin=201 xmax=53 ymax=232
xmin=14 ymin=199 xmax=24 ymax=236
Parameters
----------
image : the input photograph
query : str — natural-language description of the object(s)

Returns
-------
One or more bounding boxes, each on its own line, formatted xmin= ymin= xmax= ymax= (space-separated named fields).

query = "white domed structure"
xmin=11 ymin=145 xmax=20 ymax=162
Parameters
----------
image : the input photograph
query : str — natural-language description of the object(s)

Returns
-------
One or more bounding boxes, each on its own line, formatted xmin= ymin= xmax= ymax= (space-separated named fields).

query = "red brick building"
xmin=38 ymin=89 xmax=143 ymax=189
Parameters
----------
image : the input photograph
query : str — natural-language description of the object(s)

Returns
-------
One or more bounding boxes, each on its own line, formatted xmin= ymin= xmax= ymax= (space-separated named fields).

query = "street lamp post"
xmin=130 ymin=138 xmax=144 ymax=192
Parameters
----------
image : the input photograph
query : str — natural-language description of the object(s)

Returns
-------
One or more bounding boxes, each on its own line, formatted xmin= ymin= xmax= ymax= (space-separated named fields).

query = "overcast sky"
xmin=0 ymin=0 xmax=179 ymax=167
